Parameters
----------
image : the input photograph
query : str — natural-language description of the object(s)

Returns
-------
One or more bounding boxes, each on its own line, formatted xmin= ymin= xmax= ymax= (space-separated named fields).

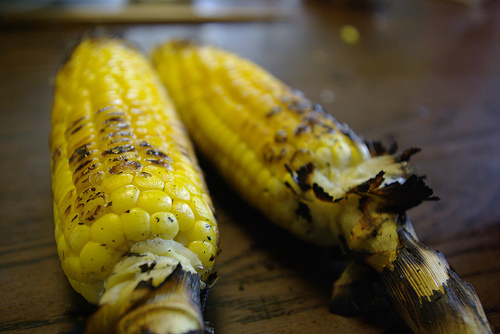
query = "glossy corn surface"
xmin=50 ymin=37 xmax=218 ymax=311
xmin=152 ymin=41 xmax=408 ymax=263
xmin=152 ymin=41 xmax=493 ymax=334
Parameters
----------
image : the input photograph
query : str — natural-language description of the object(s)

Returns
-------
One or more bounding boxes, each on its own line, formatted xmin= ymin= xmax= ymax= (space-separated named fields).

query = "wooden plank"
xmin=0 ymin=3 xmax=295 ymax=24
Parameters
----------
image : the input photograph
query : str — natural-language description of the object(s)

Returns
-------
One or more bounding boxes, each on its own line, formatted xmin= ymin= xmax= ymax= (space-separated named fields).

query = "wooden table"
xmin=1 ymin=0 xmax=499 ymax=332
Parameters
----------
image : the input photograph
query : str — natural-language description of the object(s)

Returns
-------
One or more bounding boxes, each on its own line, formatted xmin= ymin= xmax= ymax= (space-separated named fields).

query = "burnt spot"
xmin=76 ymin=163 xmax=99 ymax=180
xmin=86 ymin=204 xmax=103 ymax=222
xmin=366 ymin=140 xmax=389 ymax=157
xmin=312 ymin=123 xmax=334 ymax=137
xmin=103 ymin=144 xmax=136 ymax=156
xmin=99 ymin=122 xmax=130 ymax=133
xmin=274 ymin=130 xmax=287 ymax=143
xmin=106 ymin=130 xmax=133 ymax=138
xmin=102 ymin=116 xmax=126 ymax=125
xmin=69 ymin=143 xmax=93 ymax=163
xmin=295 ymin=163 xmax=314 ymax=191
xmin=146 ymin=149 xmax=169 ymax=159
xmin=146 ymin=159 xmax=171 ymax=169
xmin=348 ymin=171 xmax=386 ymax=194
xmin=284 ymin=180 xmax=299 ymax=196
xmin=108 ymin=137 xmax=132 ymax=145
xmin=110 ymin=152 xmax=138 ymax=163
xmin=123 ymin=252 xmax=145 ymax=258
xmin=95 ymin=106 xmax=115 ymax=114
xmin=51 ymin=147 xmax=62 ymax=164
xmin=103 ymin=110 xmax=127 ymax=118
xmin=139 ymin=141 xmax=152 ymax=148
xmin=64 ymin=205 xmax=72 ymax=216
xmin=294 ymin=124 xmax=310 ymax=136
xmin=139 ymin=261 xmax=157 ymax=273
xmin=312 ymin=183 xmax=334 ymax=202
xmin=66 ymin=116 xmax=88 ymax=135
xmin=109 ymin=161 xmax=142 ymax=174
xmin=266 ymin=106 xmax=282 ymax=117
xmin=295 ymin=202 xmax=312 ymax=223
xmin=395 ymin=147 xmax=421 ymax=163
xmin=70 ymin=123 xmax=85 ymax=135
xmin=261 ymin=142 xmax=290 ymax=164
xmin=262 ymin=144 xmax=275 ymax=163
xmin=75 ymin=159 xmax=92 ymax=172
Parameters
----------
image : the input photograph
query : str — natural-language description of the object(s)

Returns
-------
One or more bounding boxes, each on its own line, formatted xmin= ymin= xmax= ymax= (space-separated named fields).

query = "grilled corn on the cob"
xmin=152 ymin=41 xmax=492 ymax=334
xmin=50 ymin=37 xmax=218 ymax=333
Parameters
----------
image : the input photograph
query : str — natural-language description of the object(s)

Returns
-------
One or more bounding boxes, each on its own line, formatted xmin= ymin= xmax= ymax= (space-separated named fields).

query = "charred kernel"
xmin=51 ymin=39 xmax=220 ymax=302
xmin=145 ymin=158 xmax=171 ymax=169
xmin=294 ymin=124 xmax=310 ymax=136
xmin=145 ymin=149 xmax=168 ymax=158
xmin=266 ymin=106 xmax=282 ymax=117
xmin=69 ymin=144 xmax=93 ymax=163
xmin=102 ymin=116 xmax=126 ymax=125
xmin=275 ymin=130 xmax=288 ymax=143
xmin=108 ymin=137 xmax=132 ymax=145
xmin=109 ymin=161 xmax=142 ymax=175
xmin=107 ymin=130 xmax=133 ymax=138
xmin=103 ymin=144 xmax=135 ymax=155
xmin=95 ymin=106 xmax=115 ymax=114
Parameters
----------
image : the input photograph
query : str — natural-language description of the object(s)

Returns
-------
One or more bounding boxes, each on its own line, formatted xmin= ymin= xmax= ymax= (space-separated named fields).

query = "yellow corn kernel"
xmin=89 ymin=213 xmax=125 ymax=248
xmin=79 ymin=241 xmax=121 ymax=280
xmin=120 ymin=207 xmax=150 ymax=242
xmin=151 ymin=41 xmax=380 ymax=246
xmin=100 ymin=173 xmax=134 ymax=194
xmin=182 ymin=220 xmax=216 ymax=244
xmin=164 ymin=181 xmax=191 ymax=201
xmin=150 ymin=211 xmax=179 ymax=239
xmin=132 ymin=172 xmax=165 ymax=191
xmin=110 ymin=185 xmax=140 ymax=214
xmin=187 ymin=241 xmax=216 ymax=270
xmin=63 ymin=253 xmax=87 ymax=282
xmin=68 ymin=223 xmax=91 ymax=253
xmin=57 ymin=233 xmax=71 ymax=261
xmin=189 ymin=196 xmax=214 ymax=222
xmin=142 ymin=165 xmax=174 ymax=183
xmin=151 ymin=42 xmax=499 ymax=334
xmin=50 ymin=38 xmax=219 ymax=332
xmin=173 ymin=201 xmax=195 ymax=231
xmin=137 ymin=190 xmax=172 ymax=214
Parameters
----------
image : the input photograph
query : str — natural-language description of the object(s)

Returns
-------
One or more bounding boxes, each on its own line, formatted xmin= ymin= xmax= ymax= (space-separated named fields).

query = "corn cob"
xmin=152 ymin=41 xmax=493 ymax=333
xmin=49 ymin=37 xmax=218 ymax=333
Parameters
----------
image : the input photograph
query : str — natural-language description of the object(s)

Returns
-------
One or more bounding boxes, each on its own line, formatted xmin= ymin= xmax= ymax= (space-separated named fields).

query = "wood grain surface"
xmin=0 ymin=0 xmax=499 ymax=333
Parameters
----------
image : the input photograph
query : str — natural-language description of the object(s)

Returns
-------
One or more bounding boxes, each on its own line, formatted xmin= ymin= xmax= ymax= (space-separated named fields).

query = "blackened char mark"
xmin=295 ymin=202 xmax=312 ymax=223
xmin=312 ymin=183 xmax=334 ymax=202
